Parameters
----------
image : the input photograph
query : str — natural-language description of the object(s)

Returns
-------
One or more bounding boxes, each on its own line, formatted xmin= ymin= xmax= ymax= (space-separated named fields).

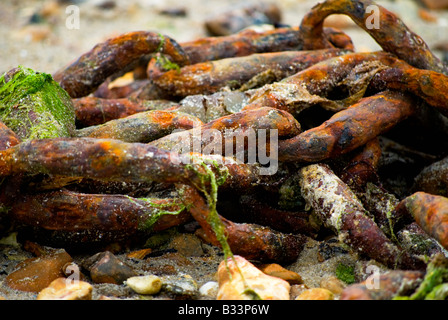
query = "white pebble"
xmin=199 ymin=281 xmax=219 ymax=297
xmin=126 ymin=275 xmax=162 ymax=295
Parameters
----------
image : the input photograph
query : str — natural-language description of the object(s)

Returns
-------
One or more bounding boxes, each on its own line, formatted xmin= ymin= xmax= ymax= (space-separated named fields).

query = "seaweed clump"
xmin=0 ymin=66 xmax=76 ymax=141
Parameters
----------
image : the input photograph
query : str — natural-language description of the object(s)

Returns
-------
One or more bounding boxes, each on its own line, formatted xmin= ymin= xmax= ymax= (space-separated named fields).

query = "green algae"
xmin=185 ymin=157 xmax=261 ymax=300
xmin=394 ymin=254 xmax=448 ymax=300
xmin=155 ymin=34 xmax=181 ymax=73
xmin=185 ymin=158 xmax=231 ymax=258
xmin=0 ymin=66 xmax=76 ymax=141
xmin=126 ymin=196 xmax=186 ymax=232
xmin=336 ymin=263 xmax=356 ymax=284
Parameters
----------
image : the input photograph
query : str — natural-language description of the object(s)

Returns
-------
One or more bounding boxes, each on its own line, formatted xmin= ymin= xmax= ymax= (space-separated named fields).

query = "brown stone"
xmin=320 ymin=276 xmax=346 ymax=295
xmin=83 ymin=251 xmax=137 ymax=284
xmin=258 ymin=263 xmax=303 ymax=285
xmin=5 ymin=249 xmax=73 ymax=293
xmin=289 ymin=284 xmax=308 ymax=300
xmin=295 ymin=288 xmax=334 ymax=300
xmin=422 ymin=0 xmax=448 ymax=9
xmin=37 ymin=277 xmax=93 ymax=300
xmin=169 ymin=233 xmax=204 ymax=257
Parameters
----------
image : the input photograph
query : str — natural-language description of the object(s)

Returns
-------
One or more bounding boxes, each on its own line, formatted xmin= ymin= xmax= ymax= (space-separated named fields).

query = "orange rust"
xmin=299 ymin=0 xmax=448 ymax=74
xmin=152 ymin=49 xmax=347 ymax=98
xmin=278 ymin=91 xmax=415 ymax=162
xmin=398 ymin=192 xmax=448 ymax=250
xmin=372 ymin=66 xmax=448 ymax=116
xmin=89 ymin=140 xmax=124 ymax=171
xmin=0 ymin=121 xmax=21 ymax=151
xmin=54 ymin=31 xmax=190 ymax=98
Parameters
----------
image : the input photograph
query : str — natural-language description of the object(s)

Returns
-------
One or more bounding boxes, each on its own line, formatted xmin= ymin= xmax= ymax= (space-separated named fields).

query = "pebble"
xmin=320 ymin=276 xmax=346 ymax=295
xmin=258 ymin=263 xmax=303 ymax=285
xmin=168 ymin=233 xmax=204 ymax=257
xmin=5 ymin=249 xmax=73 ymax=293
xmin=289 ymin=284 xmax=308 ymax=300
xmin=422 ymin=0 xmax=448 ymax=9
xmin=125 ymin=275 xmax=162 ymax=295
xmin=162 ymin=274 xmax=199 ymax=298
xmin=204 ymin=3 xmax=282 ymax=36
xmin=295 ymin=288 xmax=334 ymax=300
xmin=37 ymin=277 xmax=93 ymax=300
xmin=14 ymin=25 xmax=52 ymax=43
xmin=159 ymin=7 xmax=187 ymax=17
xmin=82 ymin=251 xmax=137 ymax=285
xmin=199 ymin=281 xmax=219 ymax=298
xmin=418 ymin=8 xmax=438 ymax=22
xmin=217 ymin=255 xmax=290 ymax=300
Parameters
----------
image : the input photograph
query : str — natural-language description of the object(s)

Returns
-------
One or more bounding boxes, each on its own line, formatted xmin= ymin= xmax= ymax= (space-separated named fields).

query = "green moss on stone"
xmin=395 ymin=255 xmax=448 ymax=300
xmin=0 ymin=66 xmax=76 ymax=141
xmin=336 ymin=263 xmax=356 ymax=284
xmin=127 ymin=196 xmax=186 ymax=231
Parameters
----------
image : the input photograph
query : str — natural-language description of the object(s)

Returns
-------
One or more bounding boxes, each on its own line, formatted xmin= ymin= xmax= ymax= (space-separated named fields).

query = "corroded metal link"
xmin=299 ymin=0 xmax=448 ymax=75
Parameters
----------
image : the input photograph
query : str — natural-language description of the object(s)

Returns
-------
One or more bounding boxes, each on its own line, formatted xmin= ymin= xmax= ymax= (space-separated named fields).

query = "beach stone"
xmin=320 ymin=276 xmax=346 ymax=295
xmin=168 ymin=233 xmax=204 ymax=257
xmin=204 ymin=3 xmax=281 ymax=36
xmin=217 ymin=255 xmax=290 ymax=300
xmin=83 ymin=251 xmax=137 ymax=285
xmin=295 ymin=288 xmax=334 ymax=300
xmin=125 ymin=275 xmax=162 ymax=295
xmin=5 ymin=249 xmax=72 ymax=293
xmin=162 ymin=274 xmax=198 ymax=298
xmin=289 ymin=284 xmax=308 ymax=300
xmin=199 ymin=281 xmax=219 ymax=298
xmin=258 ymin=263 xmax=303 ymax=285
xmin=422 ymin=0 xmax=448 ymax=9
xmin=37 ymin=277 xmax=93 ymax=300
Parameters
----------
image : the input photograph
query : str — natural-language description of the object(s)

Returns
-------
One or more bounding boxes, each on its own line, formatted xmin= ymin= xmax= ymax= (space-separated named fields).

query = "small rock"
xmin=40 ymin=0 xmax=62 ymax=19
xmin=317 ymin=238 xmax=349 ymax=262
xmin=168 ymin=233 xmax=204 ymax=257
xmin=422 ymin=0 xmax=448 ymax=10
xmin=217 ymin=255 xmax=290 ymax=300
xmin=83 ymin=251 xmax=137 ymax=285
xmin=5 ymin=249 xmax=72 ymax=293
xmin=258 ymin=263 xmax=303 ymax=285
xmin=199 ymin=281 xmax=219 ymax=298
xmin=126 ymin=275 xmax=162 ymax=295
xmin=320 ymin=276 xmax=346 ymax=295
xmin=15 ymin=25 xmax=52 ymax=43
xmin=295 ymin=288 xmax=334 ymax=300
xmin=418 ymin=8 xmax=438 ymax=23
xmin=162 ymin=274 xmax=198 ymax=298
xmin=289 ymin=284 xmax=308 ymax=300
xmin=96 ymin=0 xmax=116 ymax=10
xmin=37 ymin=277 xmax=93 ymax=300
xmin=159 ymin=7 xmax=187 ymax=17
xmin=204 ymin=3 xmax=282 ymax=36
